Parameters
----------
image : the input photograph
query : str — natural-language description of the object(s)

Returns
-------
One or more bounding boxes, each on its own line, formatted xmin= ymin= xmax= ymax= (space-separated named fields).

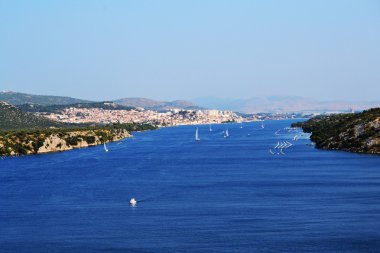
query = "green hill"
xmin=0 ymin=91 xmax=91 ymax=105
xmin=0 ymin=101 xmax=63 ymax=130
xmin=18 ymin=101 xmax=134 ymax=113
xmin=292 ymin=108 xmax=380 ymax=154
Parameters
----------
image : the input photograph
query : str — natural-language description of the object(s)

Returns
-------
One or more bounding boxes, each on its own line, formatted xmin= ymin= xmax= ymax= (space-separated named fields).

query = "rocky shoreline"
xmin=292 ymin=108 xmax=380 ymax=154
xmin=0 ymin=128 xmax=131 ymax=156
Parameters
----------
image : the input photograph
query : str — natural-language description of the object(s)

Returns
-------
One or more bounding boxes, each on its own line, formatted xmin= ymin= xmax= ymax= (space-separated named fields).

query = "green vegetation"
xmin=0 ymin=91 xmax=91 ymax=105
xmin=18 ymin=101 xmax=134 ymax=113
xmin=0 ymin=102 xmax=65 ymax=130
xmin=292 ymin=108 xmax=380 ymax=154
xmin=0 ymin=123 xmax=156 ymax=156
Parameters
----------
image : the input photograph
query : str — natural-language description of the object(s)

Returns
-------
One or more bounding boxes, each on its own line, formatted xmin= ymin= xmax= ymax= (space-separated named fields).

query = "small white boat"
xmin=261 ymin=121 xmax=265 ymax=129
xmin=209 ymin=124 xmax=213 ymax=132
xmin=104 ymin=143 xmax=109 ymax=152
xmin=240 ymin=122 xmax=243 ymax=129
xmin=130 ymin=198 xmax=137 ymax=206
xmin=195 ymin=127 xmax=200 ymax=141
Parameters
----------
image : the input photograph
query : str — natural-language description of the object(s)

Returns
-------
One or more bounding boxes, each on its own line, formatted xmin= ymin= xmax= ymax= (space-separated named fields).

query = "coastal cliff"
xmin=0 ymin=101 xmax=156 ymax=156
xmin=0 ymin=128 xmax=131 ymax=156
xmin=292 ymin=108 xmax=380 ymax=154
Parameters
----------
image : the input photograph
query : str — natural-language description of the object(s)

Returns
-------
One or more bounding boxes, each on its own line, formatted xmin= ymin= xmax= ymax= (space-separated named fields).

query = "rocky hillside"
xmin=0 ymin=91 xmax=91 ymax=105
xmin=0 ymin=128 xmax=130 ymax=156
xmin=292 ymin=108 xmax=380 ymax=154
xmin=0 ymin=123 xmax=156 ymax=156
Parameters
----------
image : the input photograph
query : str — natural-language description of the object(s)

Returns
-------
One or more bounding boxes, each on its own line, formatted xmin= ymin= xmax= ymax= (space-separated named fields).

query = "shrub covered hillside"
xmin=0 ymin=127 xmax=128 ymax=155
xmin=0 ymin=101 xmax=64 ymax=130
xmin=0 ymin=91 xmax=91 ymax=105
xmin=292 ymin=108 xmax=380 ymax=154
xmin=0 ymin=123 xmax=156 ymax=156
xmin=18 ymin=101 xmax=134 ymax=113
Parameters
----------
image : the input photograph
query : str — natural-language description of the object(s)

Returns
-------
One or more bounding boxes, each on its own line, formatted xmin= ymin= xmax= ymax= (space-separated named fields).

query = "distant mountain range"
xmin=0 ymin=91 xmax=91 ymax=105
xmin=192 ymin=96 xmax=380 ymax=113
xmin=114 ymin=97 xmax=203 ymax=111
xmin=2 ymin=91 xmax=379 ymax=114
xmin=0 ymin=92 xmax=202 ymax=111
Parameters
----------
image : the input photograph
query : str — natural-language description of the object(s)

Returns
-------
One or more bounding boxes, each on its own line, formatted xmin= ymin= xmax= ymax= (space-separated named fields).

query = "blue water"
xmin=1 ymin=120 xmax=380 ymax=253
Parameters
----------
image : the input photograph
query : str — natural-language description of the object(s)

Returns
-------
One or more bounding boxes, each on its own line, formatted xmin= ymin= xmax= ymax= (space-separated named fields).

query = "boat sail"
xmin=104 ymin=143 xmax=109 ymax=152
xmin=195 ymin=128 xmax=200 ymax=141
xmin=224 ymin=129 xmax=229 ymax=138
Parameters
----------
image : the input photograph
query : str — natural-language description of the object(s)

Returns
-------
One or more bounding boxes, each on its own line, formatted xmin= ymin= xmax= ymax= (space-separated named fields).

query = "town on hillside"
xmin=39 ymin=107 xmax=244 ymax=126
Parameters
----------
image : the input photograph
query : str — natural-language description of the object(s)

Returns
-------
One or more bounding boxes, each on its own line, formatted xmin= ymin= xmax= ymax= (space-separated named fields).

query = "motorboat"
xmin=130 ymin=198 xmax=137 ymax=206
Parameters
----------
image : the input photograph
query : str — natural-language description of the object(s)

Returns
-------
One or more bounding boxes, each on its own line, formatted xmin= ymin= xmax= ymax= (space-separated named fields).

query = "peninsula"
xmin=292 ymin=108 xmax=380 ymax=154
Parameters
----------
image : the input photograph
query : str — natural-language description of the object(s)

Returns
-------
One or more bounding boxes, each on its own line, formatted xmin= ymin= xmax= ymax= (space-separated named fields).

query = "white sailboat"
xmin=209 ymin=124 xmax=213 ymax=132
xmin=240 ymin=122 xmax=243 ymax=129
xmin=195 ymin=128 xmax=200 ymax=141
xmin=224 ymin=129 xmax=229 ymax=138
xmin=261 ymin=120 xmax=265 ymax=129
xmin=103 ymin=143 xmax=109 ymax=152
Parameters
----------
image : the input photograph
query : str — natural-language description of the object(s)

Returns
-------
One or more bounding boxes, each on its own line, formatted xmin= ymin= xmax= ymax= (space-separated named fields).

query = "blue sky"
xmin=0 ymin=0 xmax=379 ymax=101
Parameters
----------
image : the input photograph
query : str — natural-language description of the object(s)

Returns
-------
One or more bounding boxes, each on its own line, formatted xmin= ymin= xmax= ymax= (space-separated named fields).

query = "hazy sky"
xmin=1 ymin=0 xmax=379 ymax=101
